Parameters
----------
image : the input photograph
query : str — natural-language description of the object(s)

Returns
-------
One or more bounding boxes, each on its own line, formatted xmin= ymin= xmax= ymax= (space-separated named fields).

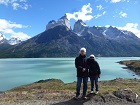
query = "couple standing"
xmin=75 ymin=48 xmax=101 ymax=100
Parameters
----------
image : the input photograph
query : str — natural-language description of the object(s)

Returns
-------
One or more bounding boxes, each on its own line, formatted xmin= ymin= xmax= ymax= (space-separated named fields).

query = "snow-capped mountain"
xmin=73 ymin=20 xmax=88 ymax=35
xmin=0 ymin=33 xmax=7 ymax=44
xmin=0 ymin=33 xmax=4 ymax=41
xmin=8 ymin=37 xmax=22 ymax=45
xmin=73 ymin=20 xmax=139 ymax=42
xmin=46 ymin=14 xmax=71 ymax=31
xmin=0 ymin=33 xmax=22 ymax=45
xmin=0 ymin=15 xmax=140 ymax=58
xmin=101 ymin=26 xmax=138 ymax=40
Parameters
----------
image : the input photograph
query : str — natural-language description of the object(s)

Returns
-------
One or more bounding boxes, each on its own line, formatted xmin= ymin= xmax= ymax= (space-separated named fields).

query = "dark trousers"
xmin=76 ymin=77 xmax=88 ymax=97
xmin=90 ymin=75 xmax=99 ymax=91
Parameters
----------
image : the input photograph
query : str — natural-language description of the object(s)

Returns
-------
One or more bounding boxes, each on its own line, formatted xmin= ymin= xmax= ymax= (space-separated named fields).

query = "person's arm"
xmin=96 ymin=62 xmax=101 ymax=77
xmin=75 ymin=57 xmax=82 ymax=70
xmin=86 ymin=58 xmax=90 ymax=70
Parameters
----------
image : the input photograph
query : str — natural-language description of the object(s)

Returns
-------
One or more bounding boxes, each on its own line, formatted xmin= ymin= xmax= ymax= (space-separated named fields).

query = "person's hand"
xmin=98 ymin=74 xmax=100 ymax=78
xmin=82 ymin=68 xmax=86 ymax=72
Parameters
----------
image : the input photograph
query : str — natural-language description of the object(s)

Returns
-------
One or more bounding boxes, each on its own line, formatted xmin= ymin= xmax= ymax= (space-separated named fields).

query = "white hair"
xmin=79 ymin=47 xmax=86 ymax=53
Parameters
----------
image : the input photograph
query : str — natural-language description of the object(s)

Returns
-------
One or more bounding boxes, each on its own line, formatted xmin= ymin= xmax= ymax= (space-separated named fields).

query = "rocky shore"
xmin=119 ymin=60 xmax=140 ymax=75
xmin=0 ymin=78 xmax=140 ymax=105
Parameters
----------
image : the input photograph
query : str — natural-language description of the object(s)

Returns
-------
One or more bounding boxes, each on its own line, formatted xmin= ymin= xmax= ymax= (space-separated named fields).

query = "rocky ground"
xmin=119 ymin=60 xmax=140 ymax=75
xmin=0 ymin=78 xmax=140 ymax=105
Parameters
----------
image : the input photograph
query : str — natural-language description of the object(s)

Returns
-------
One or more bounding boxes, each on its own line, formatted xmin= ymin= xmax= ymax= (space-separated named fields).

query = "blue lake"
xmin=0 ymin=57 xmax=140 ymax=91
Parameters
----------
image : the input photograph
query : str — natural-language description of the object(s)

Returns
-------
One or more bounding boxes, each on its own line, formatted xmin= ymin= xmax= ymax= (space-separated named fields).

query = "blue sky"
xmin=0 ymin=0 xmax=140 ymax=40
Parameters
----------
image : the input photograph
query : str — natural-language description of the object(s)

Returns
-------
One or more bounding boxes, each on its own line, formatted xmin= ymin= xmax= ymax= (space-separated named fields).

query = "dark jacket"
xmin=87 ymin=58 xmax=101 ymax=77
xmin=75 ymin=54 xmax=88 ymax=77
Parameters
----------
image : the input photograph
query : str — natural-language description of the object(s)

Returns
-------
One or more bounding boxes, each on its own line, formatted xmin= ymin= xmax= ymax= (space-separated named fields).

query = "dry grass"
xmin=9 ymin=78 xmax=140 ymax=94
xmin=0 ymin=78 xmax=139 ymax=102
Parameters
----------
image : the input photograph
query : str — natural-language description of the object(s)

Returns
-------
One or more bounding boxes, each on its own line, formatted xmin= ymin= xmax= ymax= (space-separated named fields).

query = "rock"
xmin=33 ymin=86 xmax=42 ymax=89
xmin=46 ymin=14 xmax=71 ymax=31
xmin=0 ymin=91 xmax=4 ymax=94
xmin=22 ymin=91 xmax=28 ymax=95
xmin=114 ymin=88 xmax=138 ymax=103
xmin=104 ymin=92 xmax=118 ymax=102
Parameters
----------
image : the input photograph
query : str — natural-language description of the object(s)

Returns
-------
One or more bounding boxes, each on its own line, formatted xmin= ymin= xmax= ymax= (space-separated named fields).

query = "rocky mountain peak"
xmin=8 ymin=37 xmax=22 ymax=45
xmin=77 ymin=20 xmax=87 ymax=25
xmin=46 ymin=14 xmax=71 ymax=31
xmin=0 ymin=33 xmax=22 ymax=45
xmin=0 ymin=33 xmax=5 ymax=41
xmin=0 ymin=33 xmax=7 ymax=44
xmin=60 ymin=14 xmax=68 ymax=20
xmin=73 ymin=20 xmax=87 ymax=34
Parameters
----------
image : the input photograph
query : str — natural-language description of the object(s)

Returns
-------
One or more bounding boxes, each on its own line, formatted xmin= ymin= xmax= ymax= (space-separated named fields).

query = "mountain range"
xmin=0 ymin=33 xmax=21 ymax=45
xmin=0 ymin=14 xmax=140 ymax=58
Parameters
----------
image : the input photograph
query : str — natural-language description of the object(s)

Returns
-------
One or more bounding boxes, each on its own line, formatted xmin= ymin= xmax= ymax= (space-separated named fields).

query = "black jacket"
xmin=87 ymin=58 xmax=101 ymax=77
xmin=75 ymin=54 xmax=88 ymax=77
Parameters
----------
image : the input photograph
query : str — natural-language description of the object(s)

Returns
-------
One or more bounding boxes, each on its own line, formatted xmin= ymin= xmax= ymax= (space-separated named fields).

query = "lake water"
xmin=0 ymin=57 xmax=140 ymax=91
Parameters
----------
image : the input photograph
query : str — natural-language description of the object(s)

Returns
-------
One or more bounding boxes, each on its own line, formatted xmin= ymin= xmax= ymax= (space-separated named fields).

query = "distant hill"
xmin=0 ymin=14 xmax=140 ymax=58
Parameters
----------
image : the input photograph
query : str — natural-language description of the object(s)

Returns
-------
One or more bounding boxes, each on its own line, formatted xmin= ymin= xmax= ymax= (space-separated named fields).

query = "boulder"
xmin=114 ymin=88 xmax=138 ymax=103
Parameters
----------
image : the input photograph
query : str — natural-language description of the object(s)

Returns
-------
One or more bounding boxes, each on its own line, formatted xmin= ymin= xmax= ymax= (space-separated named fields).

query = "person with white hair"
xmin=75 ymin=47 xmax=88 ymax=100
xmin=87 ymin=54 xmax=101 ymax=94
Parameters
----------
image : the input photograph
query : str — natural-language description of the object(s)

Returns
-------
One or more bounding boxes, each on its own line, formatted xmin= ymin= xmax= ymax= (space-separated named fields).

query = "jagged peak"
xmin=60 ymin=14 xmax=68 ymax=20
xmin=0 ymin=33 xmax=5 ymax=41
xmin=48 ymin=20 xmax=56 ymax=24
xmin=8 ymin=37 xmax=22 ymax=45
xmin=76 ymin=19 xmax=87 ymax=27
xmin=46 ymin=14 xmax=71 ymax=31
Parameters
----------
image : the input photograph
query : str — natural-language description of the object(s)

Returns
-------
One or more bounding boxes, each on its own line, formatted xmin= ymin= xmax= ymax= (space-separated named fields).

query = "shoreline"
xmin=118 ymin=60 xmax=140 ymax=75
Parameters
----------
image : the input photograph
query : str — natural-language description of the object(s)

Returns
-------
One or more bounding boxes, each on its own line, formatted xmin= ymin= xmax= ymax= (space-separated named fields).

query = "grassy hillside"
xmin=0 ymin=78 xmax=139 ymax=105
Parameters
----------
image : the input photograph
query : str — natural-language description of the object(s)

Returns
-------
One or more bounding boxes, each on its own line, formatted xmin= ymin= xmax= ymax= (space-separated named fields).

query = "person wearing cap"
xmin=75 ymin=47 xmax=88 ymax=100
xmin=87 ymin=54 xmax=101 ymax=94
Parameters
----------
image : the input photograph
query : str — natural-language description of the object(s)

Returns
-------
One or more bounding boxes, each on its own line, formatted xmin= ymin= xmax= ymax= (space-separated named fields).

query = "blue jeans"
xmin=90 ymin=76 xmax=99 ymax=91
xmin=76 ymin=77 xmax=88 ymax=97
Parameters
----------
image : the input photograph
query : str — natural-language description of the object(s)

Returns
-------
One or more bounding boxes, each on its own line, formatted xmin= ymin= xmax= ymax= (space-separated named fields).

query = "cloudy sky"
xmin=0 ymin=0 xmax=140 ymax=40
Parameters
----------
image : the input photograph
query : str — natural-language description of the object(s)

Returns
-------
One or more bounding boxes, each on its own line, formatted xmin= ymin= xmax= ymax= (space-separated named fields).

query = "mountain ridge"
xmin=0 ymin=33 xmax=22 ymax=45
xmin=0 ymin=15 xmax=140 ymax=58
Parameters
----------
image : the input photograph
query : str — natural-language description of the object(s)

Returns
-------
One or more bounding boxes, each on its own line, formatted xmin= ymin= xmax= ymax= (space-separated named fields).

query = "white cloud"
xmin=96 ymin=5 xmax=103 ymax=10
xmin=119 ymin=12 xmax=127 ymax=18
xmin=111 ymin=0 xmax=121 ymax=3
xmin=12 ymin=2 xmax=19 ymax=10
xmin=66 ymin=3 xmax=93 ymax=21
xmin=0 ymin=0 xmax=31 ymax=10
xmin=0 ymin=19 xmax=31 ymax=41
xmin=110 ymin=0 xmax=129 ymax=3
xmin=117 ymin=23 xmax=140 ymax=38
xmin=93 ymin=11 xmax=106 ymax=19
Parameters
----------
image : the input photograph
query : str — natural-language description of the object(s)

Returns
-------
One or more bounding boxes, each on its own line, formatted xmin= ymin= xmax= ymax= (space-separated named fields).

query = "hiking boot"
xmin=74 ymin=96 xmax=79 ymax=100
xmin=95 ymin=91 xmax=99 ymax=95
xmin=82 ymin=96 xmax=88 ymax=100
xmin=90 ymin=91 xmax=94 ymax=94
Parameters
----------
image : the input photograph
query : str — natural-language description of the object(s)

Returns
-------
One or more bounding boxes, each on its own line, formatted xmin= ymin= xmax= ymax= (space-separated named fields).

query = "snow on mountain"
xmin=0 ymin=33 xmax=5 ymax=41
xmin=46 ymin=14 xmax=71 ymax=31
xmin=8 ymin=37 xmax=22 ymax=45
xmin=0 ymin=33 xmax=7 ymax=44
xmin=0 ymin=33 xmax=22 ymax=45
xmin=73 ymin=20 xmax=88 ymax=36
